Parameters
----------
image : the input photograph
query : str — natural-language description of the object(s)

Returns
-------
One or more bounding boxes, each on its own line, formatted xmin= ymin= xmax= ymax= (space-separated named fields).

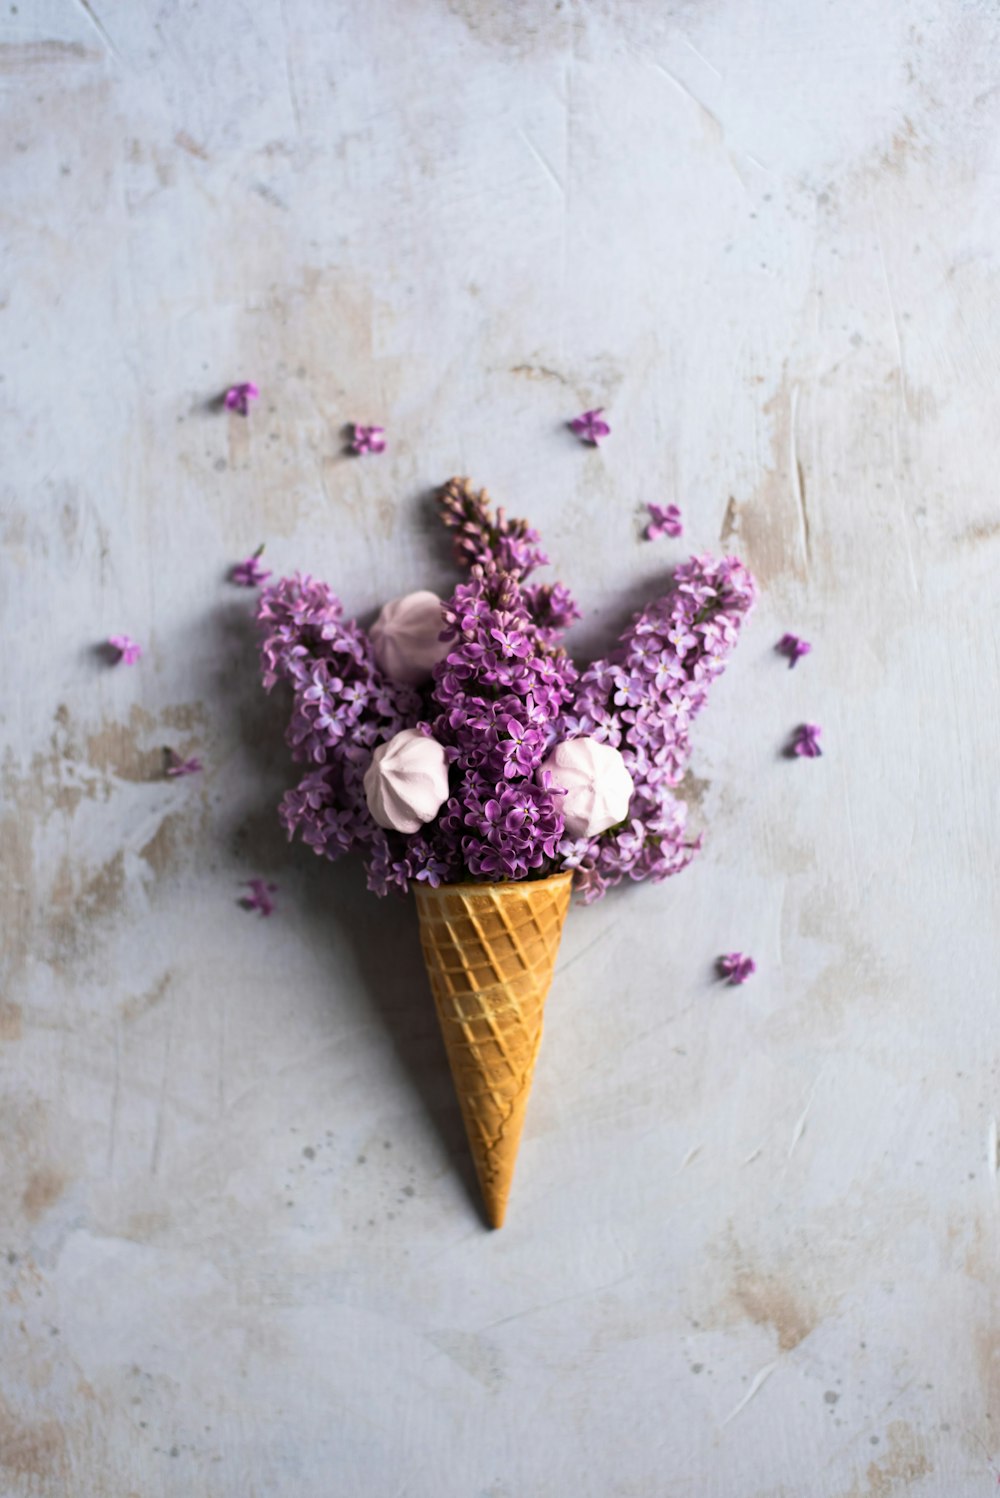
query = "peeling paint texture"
xmin=1 ymin=1 xmax=997 ymax=1494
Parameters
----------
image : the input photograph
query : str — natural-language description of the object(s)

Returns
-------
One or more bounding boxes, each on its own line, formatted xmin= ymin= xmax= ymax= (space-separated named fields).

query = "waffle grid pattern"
xmin=414 ymin=873 xmax=573 ymax=1225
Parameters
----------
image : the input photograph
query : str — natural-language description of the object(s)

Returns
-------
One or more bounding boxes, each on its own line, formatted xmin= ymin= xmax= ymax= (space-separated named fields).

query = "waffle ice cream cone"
xmin=413 ymin=871 xmax=573 ymax=1228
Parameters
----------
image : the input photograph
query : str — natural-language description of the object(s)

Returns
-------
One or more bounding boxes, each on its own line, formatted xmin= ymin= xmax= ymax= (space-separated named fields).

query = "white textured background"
xmin=2 ymin=2 xmax=999 ymax=1494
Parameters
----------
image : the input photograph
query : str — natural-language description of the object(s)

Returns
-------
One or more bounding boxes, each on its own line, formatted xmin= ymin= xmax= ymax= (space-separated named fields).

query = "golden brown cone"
xmin=413 ymin=872 xmax=573 ymax=1228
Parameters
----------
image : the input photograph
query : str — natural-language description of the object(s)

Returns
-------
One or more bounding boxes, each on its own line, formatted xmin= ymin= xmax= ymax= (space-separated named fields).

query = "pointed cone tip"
xmin=483 ymin=1189 xmax=508 ymax=1231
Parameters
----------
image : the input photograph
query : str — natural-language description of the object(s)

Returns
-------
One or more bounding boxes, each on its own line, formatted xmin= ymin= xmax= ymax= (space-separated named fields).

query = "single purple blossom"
xmin=166 ymin=751 xmax=203 ymax=777
xmin=569 ymin=408 xmax=610 ymax=445
xmin=351 ymin=424 xmax=386 ymax=455
xmin=502 ymin=717 xmax=544 ymax=777
xmin=242 ymin=878 xmax=278 ymax=916
xmin=231 ymin=545 xmax=272 ymax=588
xmin=790 ymin=723 xmax=823 ymax=758
xmin=646 ymin=503 xmax=683 ymax=540
xmin=224 ymin=382 xmax=259 ymax=416
xmin=777 ymin=633 xmax=811 ymax=668
xmin=412 ymin=852 xmax=453 ymax=887
xmin=108 ymin=634 xmax=142 ymax=665
xmin=719 ymin=952 xmax=756 ymax=985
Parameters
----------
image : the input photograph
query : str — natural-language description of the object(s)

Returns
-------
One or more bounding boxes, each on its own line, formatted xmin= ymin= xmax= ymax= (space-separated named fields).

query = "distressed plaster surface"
xmin=1 ymin=1 xmax=999 ymax=1494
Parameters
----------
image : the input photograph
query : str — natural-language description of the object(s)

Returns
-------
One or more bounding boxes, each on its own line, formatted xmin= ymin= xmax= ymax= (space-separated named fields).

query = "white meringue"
xmin=540 ymin=737 xmax=634 ymax=839
xmin=363 ymin=728 xmax=450 ymax=834
xmin=370 ymin=590 xmax=450 ymax=686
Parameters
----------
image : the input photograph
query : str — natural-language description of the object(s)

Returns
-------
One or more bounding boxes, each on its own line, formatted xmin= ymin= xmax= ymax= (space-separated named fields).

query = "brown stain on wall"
xmin=1 ymin=701 xmax=209 ymax=983
xmin=445 ymin=0 xmax=573 ymax=53
xmin=767 ymin=893 xmax=891 ymax=1042
xmin=3 ymin=719 xmax=86 ymax=822
xmin=676 ymin=770 xmax=711 ymax=814
xmin=957 ymin=516 xmax=1000 ymax=548
xmin=719 ymin=495 xmax=740 ymax=547
xmin=732 ymin=1267 xmax=817 ymax=1352
xmin=737 ymin=377 xmax=810 ymax=589
xmin=85 ymin=704 xmax=162 ymax=783
xmin=0 ymin=1001 xmax=23 ymax=1041
xmin=509 ymin=363 xmax=570 ymax=385
xmin=2 ymin=698 xmax=206 ymax=833
xmin=0 ymin=40 xmax=99 ymax=73
xmin=0 ymin=1395 xmax=66 ymax=1486
xmin=879 ymin=117 xmax=929 ymax=177
xmin=21 ymin=1167 xmax=65 ymax=1222
xmin=120 ymin=973 xmax=172 ymax=1024
xmin=975 ymin=1321 xmax=1000 ymax=1415
xmin=205 ymin=264 xmax=389 ymax=543
xmin=43 ymin=850 xmax=126 ymax=968
xmin=78 ymin=852 xmax=126 ymax=918
xmin=159 ymin=701 xmax=207 ymax=732
xmin=835 ymin=1420 xmax=931 ymax=1497
xmin=174 ymin=130 xmax=208 ymax=160
xmin=139 ymin=812 xmax=188 ymax=878
xmin=0 ymin=808 xmax=34 ymax=986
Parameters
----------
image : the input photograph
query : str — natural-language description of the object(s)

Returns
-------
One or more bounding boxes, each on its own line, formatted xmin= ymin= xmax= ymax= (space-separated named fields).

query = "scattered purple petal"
xmin=569 ymin=408 xmax=610 ymax=445
xmin=108 ymin=634 xmax=142 ymax=665
xmin=166 ymin=751 xmax=203 ymax=778
xmin=646 ymin=503 xmax=683 ymax=541
xmin=790 ymin=722 xmax=823 ymax=758
xmin=777 ymin=633 xmax=812 ymax=668
xmin=242 ymin=878 xmax=278 ymax=916
xmin=351 ymin=424 xmax=386 ymax=455
xmin=719 ymin=952 xmax=756 ymax=985
xmin=224 ymin=382 xmax=259 ymax=416
xmin=231 ymin=545 xmax=272 ymax=588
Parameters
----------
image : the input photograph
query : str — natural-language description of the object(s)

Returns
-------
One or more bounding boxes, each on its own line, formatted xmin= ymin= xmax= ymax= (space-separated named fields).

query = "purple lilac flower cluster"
xmin=438 ymin=475 xmax=551 ymax=580
xmin=367 ymin=483 xmax=582 ymax=894
xmin=257 ymin=574 xmax=421 ymax=882
xmin=438 ymin=477 xmax=582 ymax=642
xmin=559 ymin=553 xmax=756 ymax=901
xmin=258 ymin=479 xmax=755 ymax=901
xmin=423 ymin=561 xmax=578 ymax=884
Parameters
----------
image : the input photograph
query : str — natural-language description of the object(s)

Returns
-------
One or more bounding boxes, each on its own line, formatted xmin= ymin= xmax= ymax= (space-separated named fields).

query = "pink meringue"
xmin=363 ymin=728 xmax=450 ymax=834
xmin=370 ymin=590 xmax=450 ymax=686
xmin=540 ymin=737 xmax=634 ymax=839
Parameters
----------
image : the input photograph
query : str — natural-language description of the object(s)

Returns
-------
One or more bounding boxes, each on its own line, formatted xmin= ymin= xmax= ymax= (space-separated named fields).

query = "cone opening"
xmin=410 ymin=874 xmax=574 ymax=892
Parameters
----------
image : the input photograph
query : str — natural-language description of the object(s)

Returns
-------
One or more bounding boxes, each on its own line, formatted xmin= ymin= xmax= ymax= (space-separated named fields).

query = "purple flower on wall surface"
xmin=166 ymin=751 xmax=203 ymax=777
xmin=569 ymin=408 xmax=610 ymax=445
xmin=351 ymin=424 xmax=386 ymax=455
xmin=108 ymin=634 xmax=142 ymax=665
xmin=224 ymin=382 xmax=259 ymax=416
xmin=790 ymin=723 xmax=823 ymax=758
xmin=242 ymin=878 xmax=278 ymax=916
xmin=231 ymin=546 xmax=272 ymax=588
xmin=719 ymin=952 xmax=756 ymax=985
xmin=777 ymin=633 xmax=811 ymax=668
xmin=646 ymin=503 xmax=683 ymax=540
